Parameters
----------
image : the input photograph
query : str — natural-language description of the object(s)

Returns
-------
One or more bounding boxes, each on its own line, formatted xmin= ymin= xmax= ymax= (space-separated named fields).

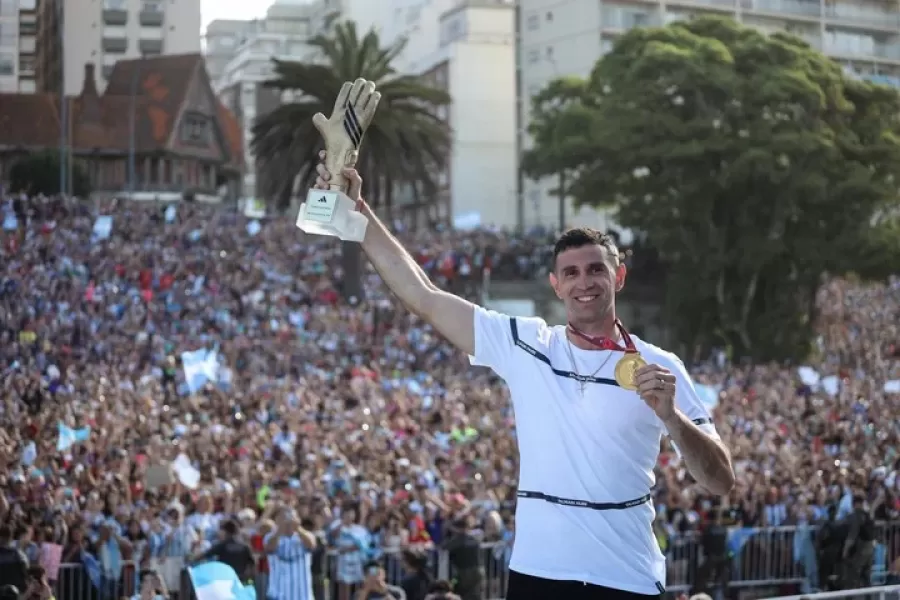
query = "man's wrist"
xmin=661 ymin=409 xmax=688 ymax=432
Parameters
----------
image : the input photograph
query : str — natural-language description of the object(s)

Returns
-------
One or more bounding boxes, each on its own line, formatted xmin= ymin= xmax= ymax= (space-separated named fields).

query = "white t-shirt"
xmin=471 ymin=307 xmax=719 ymax=595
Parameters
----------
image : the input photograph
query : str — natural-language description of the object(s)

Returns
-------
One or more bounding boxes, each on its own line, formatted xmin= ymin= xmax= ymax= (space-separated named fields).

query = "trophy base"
xmin=296 ymin=189 xmax=368 ymax=243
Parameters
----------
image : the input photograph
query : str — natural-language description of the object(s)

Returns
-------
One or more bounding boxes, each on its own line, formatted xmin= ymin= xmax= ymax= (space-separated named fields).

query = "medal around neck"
xmin=296 ymin=78 xmax=381 ymax=243
xmin=615 ymin=353 xmax=647 ymax=391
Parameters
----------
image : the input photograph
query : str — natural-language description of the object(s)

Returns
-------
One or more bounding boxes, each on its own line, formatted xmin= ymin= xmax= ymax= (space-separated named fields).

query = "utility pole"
xmin=57 ymin=0 xmax=66 ymax=195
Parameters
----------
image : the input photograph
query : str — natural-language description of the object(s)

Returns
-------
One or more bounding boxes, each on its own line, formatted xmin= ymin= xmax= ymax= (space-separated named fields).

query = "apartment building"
xmin=205 ymin=19 xmax=259 ymax=83
xmin=518 ymin=0 xmax=900 ymax=229
xmin=36 ymin=0 xmax=201 ymax=95
xmin=350 ymin=0 xmax=517 ymax=228
xmin=0 ymin=0 xmax=37 ymax=92
xmin=211 ymin=0 xmax=382 ymax=201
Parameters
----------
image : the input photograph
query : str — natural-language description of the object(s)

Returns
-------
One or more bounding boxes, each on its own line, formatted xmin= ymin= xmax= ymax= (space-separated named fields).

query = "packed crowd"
xmin=0 ymin=194 xmax=898 ymax=599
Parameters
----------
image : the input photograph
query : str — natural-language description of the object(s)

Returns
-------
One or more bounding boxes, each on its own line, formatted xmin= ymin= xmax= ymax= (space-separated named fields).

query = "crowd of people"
xmin=0 ymin=194 xmax=898 ymax=600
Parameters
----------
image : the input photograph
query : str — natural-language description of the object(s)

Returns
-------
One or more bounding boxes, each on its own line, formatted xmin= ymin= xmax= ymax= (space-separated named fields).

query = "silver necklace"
xmin=565 ymin=337 xmax=615 ymax=396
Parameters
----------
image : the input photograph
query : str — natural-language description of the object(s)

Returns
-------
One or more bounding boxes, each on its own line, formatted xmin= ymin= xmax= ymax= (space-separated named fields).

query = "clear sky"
xmin=201 ymin=0 xmax=271 ymax=32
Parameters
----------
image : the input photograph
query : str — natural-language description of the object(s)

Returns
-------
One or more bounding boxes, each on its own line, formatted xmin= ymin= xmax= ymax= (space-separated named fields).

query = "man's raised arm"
xmin=313 ymin=159 xmax=475 ymax=356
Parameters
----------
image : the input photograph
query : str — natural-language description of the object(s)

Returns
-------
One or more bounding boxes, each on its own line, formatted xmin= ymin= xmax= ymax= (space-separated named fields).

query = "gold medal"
xmin=615 ymin=353 xmax=647 ymax=391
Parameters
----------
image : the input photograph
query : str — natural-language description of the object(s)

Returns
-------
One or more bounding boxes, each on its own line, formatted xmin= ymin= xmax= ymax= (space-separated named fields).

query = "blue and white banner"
xmin=57 ymin=422 xmax=92 ymax=452
xmin=181 ymin=348 xmax=219 ymax=394
xmin=91 ymin=216 xmax=113 ymax=243
xmin=189 ymin=561 xmax=256 ymax=600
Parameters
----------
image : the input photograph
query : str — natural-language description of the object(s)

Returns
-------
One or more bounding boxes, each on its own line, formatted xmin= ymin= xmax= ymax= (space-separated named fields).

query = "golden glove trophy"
xmin=295 ymin=78 xmax=381 ymax=242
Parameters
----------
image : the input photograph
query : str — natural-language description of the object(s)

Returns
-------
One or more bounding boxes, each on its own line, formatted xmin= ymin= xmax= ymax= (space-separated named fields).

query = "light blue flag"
xmin=21 ymin=441 xmax=37 ymax=466
xmin=181 ymin=348 xmax=219 ymax=394
xmin=91 ymin=216 xmax=113 ymax=243
xmin=2 ymin=212 xmax=17 ymax=231
xmin=189 ymin=561 xmax=256 ymax=600
xmin=57 ymin=422 xmax=92 ymax=452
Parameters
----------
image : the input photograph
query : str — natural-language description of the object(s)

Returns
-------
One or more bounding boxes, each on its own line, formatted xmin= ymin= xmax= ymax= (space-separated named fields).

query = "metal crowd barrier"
xmin=48 ymin=522 xmax=900 ymax=600
xmin=54 ymin=560 xmax=138 ymax=600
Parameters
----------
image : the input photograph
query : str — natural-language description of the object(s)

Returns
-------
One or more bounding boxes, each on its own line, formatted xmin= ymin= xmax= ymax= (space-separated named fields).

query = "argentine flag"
xmin=189 ymin=562 xmax=256 ymax=600
xmin=57 ymin=422 xmax=92 ymax=451
xmin=181 ymin=348 xmax=219 ymax=394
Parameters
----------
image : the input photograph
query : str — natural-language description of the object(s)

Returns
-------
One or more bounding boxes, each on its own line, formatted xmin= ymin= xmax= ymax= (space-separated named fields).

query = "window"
xmin=19 ymin=55 xmax=34 ymax=73
xmin=222 ymin=36 xmax=236 ymax=47
xmin=104 ymin=0 xmax=126 ymax=8
xmin=0 ymin=22 xmax=16 ymax=48
xmin=142 ymin=0 xmax=162 ymax=12
xmin=180 ymin=114 xmax=210 ymax=146
xmin=19 ymin=21 xmax=37 ymax=35
xmin=527 ymin=14 xmax=539 ymax=30
xmin=527 ymin=48 xmax=539 ymax=63
xmin=546 ymin=11 xmax=554 ymax=21
xmin=0 ymin=51 xmax=13 ymax=75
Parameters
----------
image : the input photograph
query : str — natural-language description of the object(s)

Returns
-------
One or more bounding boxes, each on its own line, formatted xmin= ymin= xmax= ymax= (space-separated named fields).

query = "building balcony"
xmin=823 ymin=12 xmax=900 ymax=31
xmin=102 ymin=37 xmax=128 ymax=53
xmin=139 ymin=10 xmax=163 ymax=26
xmin=740 ymin=0 xmax=820 ymax=19
xmin=103 ymin=9 xmax=128 ymax=25
xmin=139 ymin=39 xmax=163 ymax=55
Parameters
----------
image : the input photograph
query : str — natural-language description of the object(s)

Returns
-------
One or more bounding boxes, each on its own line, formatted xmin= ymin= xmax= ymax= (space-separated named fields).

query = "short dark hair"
xmin=221 ymin=519 xmax=239 ymax=536
xmin=0 ymin=526 xmax=10 ymax=540
xmin=552 ymin=228 xmax=619 ymax=269
xmin=364 ymin=560 xmax=383 ymax=575
xmin=429 ymin=580 xmax=453 ymax=593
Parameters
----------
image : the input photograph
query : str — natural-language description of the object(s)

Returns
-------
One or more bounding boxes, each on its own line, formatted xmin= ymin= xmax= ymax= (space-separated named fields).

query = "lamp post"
xmin=57 ymin=0 xmax=66 ymax=195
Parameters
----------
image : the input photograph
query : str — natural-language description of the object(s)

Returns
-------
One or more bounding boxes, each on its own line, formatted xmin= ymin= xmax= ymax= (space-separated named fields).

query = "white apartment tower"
xmin=356 ymin=0 xmax=518 ymax=227
xmin=51 ymin=0 xmax=201 ymax=95
xmin=518 ymin=0 xmax=900 ymax=229
xmin=0 ymin=0 xmax=37 ymax=92
xmin=210 ymin=0 xmax=382 ymax=202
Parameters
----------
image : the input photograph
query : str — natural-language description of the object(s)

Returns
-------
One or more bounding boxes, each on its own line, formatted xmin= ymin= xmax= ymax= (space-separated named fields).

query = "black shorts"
xmin=506 ymin=570 xmax=663 ymax=600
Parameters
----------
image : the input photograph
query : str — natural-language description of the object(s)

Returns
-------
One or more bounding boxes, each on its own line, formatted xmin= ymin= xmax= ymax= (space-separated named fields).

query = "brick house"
xmin=0 ymin=53 xmax=242 ymax=198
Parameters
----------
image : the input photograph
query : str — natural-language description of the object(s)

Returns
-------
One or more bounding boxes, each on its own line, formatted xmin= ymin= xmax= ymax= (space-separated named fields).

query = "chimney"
xmin=80 ymin=62 xmax=101 ymax=123
xmin=82 ymin=63 xmax=98 ymax=97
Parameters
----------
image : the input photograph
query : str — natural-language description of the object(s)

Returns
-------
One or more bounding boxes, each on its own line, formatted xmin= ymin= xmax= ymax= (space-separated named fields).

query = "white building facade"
xmin=0 ymin=0 xmax=37 ymax=92
xmin=518 ymin=0 xmax=900 ymax=229
xmin=353 ymin=0 xmax=518 ymax=228
xmin=58 ymin=0 xmax=201 ymax=95
xmin=210 ymin=0 xmax=340 ymax=201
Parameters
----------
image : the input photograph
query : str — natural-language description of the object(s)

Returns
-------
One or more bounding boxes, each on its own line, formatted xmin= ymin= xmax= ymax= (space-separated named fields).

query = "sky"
xmin=201 ymin=0 xmax=271 ymax=32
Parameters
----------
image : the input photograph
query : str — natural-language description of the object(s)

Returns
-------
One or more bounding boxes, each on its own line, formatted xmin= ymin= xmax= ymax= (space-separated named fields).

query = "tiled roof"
xmin=0 ymin=53 xmax=242 ymax=166
xmin=0 ymin=94 xmax=60 ymax=149
xmin=217 ymin=101 xmax=243 ymax=168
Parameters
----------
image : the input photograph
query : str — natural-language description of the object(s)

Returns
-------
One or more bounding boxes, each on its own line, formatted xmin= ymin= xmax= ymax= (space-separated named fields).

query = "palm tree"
xmin=252 ymin=21 xmax=451 ymax=298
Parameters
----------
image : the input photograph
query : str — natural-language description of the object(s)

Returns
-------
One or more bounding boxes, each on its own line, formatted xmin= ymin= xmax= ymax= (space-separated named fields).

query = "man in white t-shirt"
xmin=312 ymin=154 xmax=734 ymax=600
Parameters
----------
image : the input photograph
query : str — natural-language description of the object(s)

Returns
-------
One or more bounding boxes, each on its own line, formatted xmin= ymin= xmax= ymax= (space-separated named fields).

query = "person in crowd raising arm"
xmin=313 ymin=154 xmax=733 ymax=600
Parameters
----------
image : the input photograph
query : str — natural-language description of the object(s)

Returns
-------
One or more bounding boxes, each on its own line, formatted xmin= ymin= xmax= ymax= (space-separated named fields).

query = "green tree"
xmin=9 ymin=151 xmax=91 ymax=198
xmin=252 ymin=20 xmax=451 ymax=299
xmin=526 ymin=16 xmax=900 ymax=361
xmin=521 ymin=77 xmax=594 ymax=229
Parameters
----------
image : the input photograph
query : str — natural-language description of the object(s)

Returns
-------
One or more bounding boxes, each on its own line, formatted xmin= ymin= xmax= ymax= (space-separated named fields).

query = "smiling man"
xmin=312 ymin=156 xmax=735 ymax=600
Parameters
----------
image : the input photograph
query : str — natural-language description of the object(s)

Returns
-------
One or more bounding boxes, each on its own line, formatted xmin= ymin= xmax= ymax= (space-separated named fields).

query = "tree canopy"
xmin=9 ymin=151 xmax=91 ymax=198
xmin=523 ymin=16 xmax=900 ymax=361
